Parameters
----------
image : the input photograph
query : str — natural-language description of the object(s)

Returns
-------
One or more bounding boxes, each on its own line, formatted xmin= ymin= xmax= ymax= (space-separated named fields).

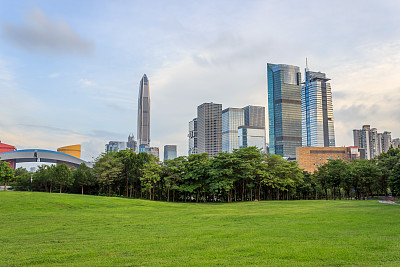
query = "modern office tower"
xmin=267 ymin=63 xmax=302 ymax=158
xmin=137 ymin=74 xmax=150 ymax=146
xmin=222 ymin=108 xmax=244 ymax=153
xmin=105 ymin=141 xmax=127 ymax=153
xmin=164 ymin=145 xmax=177 ymax=160
xmin=197 ymin=102 xmax=222 ymax=157
xmin=238 ymin=126 xmax=266 ymax=152
xmin=243 ymin=105 xmax=265 ymax=128
xmin=188 ymin=118 xmax=198 ymax=155
xmin=382 ymin=131 xmax=392 ymax=153
xmin=393 ymin=138 xmax=400 ymax=149
xmin=302 ymin=69 xmax=335 ymax=147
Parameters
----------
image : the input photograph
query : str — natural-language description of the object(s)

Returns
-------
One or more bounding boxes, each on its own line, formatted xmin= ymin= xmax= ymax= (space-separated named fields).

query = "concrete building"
xmin=164 ymin=145 xmax=177 ymax=160
xmin=137 ymin=74 xmax=150 ymax=146
xmin=197 ymin=102 xmax=222 ymax=157
xmin=393 ymin=138 xmax=400 ymax=149
xmin=353 ymin=125 xmax=392 ymax=159
xmin=302 ymin=69 xmax=335 ymax=147
xmin=222 ymin=107 xmax=244 ymax=153
xmin=188 ymin=118 xmax=198 ymax=155
xmin=267 ymin=63 xmax=302 ymax=158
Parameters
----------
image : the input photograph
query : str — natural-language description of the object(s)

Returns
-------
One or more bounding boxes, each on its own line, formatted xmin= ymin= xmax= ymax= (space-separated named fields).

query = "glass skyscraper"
xmin=137 ymin=74 xmax=150 ymax=146
xmin=267 ymin=63 xmax=302 ymax=158
xmin=302 ymin=69 xmax=335 ymax=147
xmin=222 ymin=108 xmax=244 ymax=153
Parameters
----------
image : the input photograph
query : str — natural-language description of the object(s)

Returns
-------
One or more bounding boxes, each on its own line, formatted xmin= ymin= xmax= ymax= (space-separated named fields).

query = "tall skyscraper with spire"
xmin=137 ymin=74 xmax=150 ymax=146
xmin=301 ymin=65 xmax=335 ymax=147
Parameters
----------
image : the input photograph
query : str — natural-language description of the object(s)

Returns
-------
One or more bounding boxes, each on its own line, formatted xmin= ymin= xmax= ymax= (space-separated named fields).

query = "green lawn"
xmin=1 ymin=192 xmax=399 ymax=266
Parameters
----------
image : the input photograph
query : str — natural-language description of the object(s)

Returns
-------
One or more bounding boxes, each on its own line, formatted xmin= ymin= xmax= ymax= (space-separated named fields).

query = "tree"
xmin=13 ymin=167 xmax=31 ymax=191
xmin=140 ymin=156 xmax=162 ymax=200
xmin=94 ymin=153 xmax=123 ymax=197
xmin=389 ymin=163 xmax=400 ymax=196
xmin=0 ymin=161 xmax=14 ymax=191
xmin=163 ymin=156 xmax=186 ymax=202
xmin=54 ymin=164 xmax=74 ymax=193
xmin=73 ymin=163 xmax=94 ymax=195
xmin=182 ymin=153 xmax=210 ymax=202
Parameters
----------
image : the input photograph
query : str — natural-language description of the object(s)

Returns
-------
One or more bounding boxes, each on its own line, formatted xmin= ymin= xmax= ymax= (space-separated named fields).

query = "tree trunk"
xmin=81 ymin=185 xmax=84 ymax=195
xmin=4 ymin=181 xmax=7 ymax=191
xmin=242 ymin=181 xmax=245 ymax=201
xmin=258 ymin=186 xmax=261 ymax=201
xmin=167 ymin=187 xmax=170 ymax=202
xmin=126 ymin=174 xmax=129 ymax=198
xmin=60 ymin=185 xmax=62 ymax=194
xmin=276 ymin=188 xmax=279 ymax=200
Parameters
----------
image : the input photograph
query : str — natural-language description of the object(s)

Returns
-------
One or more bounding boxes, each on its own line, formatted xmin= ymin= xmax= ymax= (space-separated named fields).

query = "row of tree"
xmin=3 ymin=146 xmax=400 ymax=202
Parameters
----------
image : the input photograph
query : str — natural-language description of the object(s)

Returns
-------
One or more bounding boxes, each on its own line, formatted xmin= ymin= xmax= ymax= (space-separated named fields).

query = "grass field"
xmin=1 ymin=192 xmax=400 ymax=266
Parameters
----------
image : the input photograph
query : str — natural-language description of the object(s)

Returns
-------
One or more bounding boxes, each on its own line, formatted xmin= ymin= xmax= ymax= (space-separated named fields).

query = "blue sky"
xmin=1 ymin=0 xmax=400 ymax=162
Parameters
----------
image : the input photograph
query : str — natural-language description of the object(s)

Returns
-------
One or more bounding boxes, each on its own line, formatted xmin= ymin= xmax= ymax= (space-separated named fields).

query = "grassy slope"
xmin=1 ymin=192 xmax=399 ymax=266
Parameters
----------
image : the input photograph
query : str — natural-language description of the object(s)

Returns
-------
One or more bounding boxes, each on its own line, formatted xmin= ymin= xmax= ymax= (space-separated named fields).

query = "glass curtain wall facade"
xmin=267 ymin=63 xmax=302 ymax=158
xmin=238 ymin=126 xmax=266 ymax=152
xmin=137 ymin=74 xmax=150 ymax=146
xmin=302 ymin=70 xmax=335 ymax=147
xmin=164 ymin=145 xmax=177 ymax=160
xmin=188 ymin=118 xmax=198 ymax=155
xmin=222 ymin=108 xmax=244 ymax=153
xmin=197 ymin=102 xmax=222 ymax=157
xmin=243 ymin=105 xmax=265 ymax=128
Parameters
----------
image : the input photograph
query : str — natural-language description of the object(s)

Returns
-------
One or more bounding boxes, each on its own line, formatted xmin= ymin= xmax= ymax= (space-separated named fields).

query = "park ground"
xmin=1 ymin=192 xmax=400 ymax=266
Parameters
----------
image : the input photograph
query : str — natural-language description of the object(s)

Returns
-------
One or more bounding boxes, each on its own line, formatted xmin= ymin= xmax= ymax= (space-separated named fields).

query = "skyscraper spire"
xmin=137 ymin=74 xmax=150 ymax=146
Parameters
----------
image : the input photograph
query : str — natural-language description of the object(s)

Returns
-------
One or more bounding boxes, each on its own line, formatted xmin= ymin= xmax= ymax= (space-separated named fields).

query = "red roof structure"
xmin=0 ymin=143 xmax=17 ymax=154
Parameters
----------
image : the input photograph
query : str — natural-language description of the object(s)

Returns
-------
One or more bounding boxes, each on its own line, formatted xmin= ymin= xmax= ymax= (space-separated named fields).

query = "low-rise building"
xmin=296 ymin=146 xmax=364 ymax=174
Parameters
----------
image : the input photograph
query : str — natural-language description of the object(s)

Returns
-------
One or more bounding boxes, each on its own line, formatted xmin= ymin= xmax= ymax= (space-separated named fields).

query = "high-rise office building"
xmin=222 ymin=108 xmax=244 ymax=153
xmin=238 ymin=126 xmax=266 ymax=152
xmin=302 ymin=69 xmax=335 ymax=147
xmin=243 ymin=105 xmax=265 ymax=128
xmin=188 ymin=118 xmax=198 ymax=155
xmin=164 ymin=145 xmax=177 ymax=160
xmin=267 ymin=63 xmax=302 ymax=158
xmin=137 ymin=74 xmax=150 ymax=146
xmin=197 ymin=102 xmax=222 ymax=157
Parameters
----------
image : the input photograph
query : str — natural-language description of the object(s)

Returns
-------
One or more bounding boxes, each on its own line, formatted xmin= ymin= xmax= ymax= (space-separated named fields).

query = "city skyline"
xmin=1 ymin=1 xmax=400 ymax=161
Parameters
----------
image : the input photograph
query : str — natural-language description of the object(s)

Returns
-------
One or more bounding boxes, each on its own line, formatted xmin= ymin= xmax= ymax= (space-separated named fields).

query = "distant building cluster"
xmin=104 ymin=74 xmax=176 ymax=159
xmin=353 ymin=125 xmax=394 ymax=159
xmin=189 ymin=103 xmax=267 ymax=157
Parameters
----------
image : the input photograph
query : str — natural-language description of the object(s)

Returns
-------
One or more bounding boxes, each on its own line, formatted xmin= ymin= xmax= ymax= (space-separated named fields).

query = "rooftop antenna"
xmin=306 ymin=57 xmax=309 ymax=71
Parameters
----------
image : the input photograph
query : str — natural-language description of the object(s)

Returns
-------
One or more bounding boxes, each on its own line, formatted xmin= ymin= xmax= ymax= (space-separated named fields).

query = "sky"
xmin=1 ymin=0 xmax=400 ymax=163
